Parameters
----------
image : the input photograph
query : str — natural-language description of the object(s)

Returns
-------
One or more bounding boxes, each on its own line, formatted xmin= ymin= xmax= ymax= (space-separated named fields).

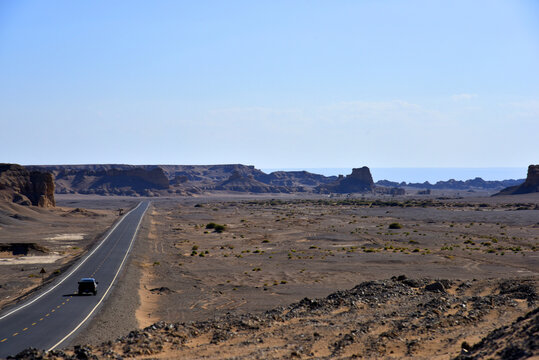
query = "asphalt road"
xmin=0 ymin=201 xmax=149 ymax=358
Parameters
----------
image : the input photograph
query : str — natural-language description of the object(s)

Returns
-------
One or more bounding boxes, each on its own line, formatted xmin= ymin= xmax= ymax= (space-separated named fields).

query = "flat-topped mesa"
xmin=316 ymin=166 xmax=375 ymax=194
xmin=0 ymin=164 xmax=55 ymax=207
xmin=495 ymin=164 xmax=539 ymax=195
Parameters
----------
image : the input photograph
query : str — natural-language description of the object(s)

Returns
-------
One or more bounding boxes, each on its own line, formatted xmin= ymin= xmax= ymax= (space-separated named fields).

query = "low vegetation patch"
xmin=388 ymin=222 xmax=402 ymax=229
xmin=206 ymin=222 xmax=226 ymax=233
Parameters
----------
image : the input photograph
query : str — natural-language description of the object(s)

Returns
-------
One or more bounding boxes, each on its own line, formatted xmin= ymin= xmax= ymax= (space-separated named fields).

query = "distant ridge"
xmin=25 ymin=164 xmax=526 ymax=196
xmin=376 ymin=177 xmax=524 ymax=191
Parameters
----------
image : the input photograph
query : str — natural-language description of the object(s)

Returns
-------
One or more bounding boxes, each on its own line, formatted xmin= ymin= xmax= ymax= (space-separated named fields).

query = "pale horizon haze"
xmin=1 ymin=1 xmax=538 ymax=169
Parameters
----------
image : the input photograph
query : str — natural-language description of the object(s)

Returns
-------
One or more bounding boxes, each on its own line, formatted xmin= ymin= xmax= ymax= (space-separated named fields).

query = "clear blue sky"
xmin=1 ymin=0 xmax=538 ymax=168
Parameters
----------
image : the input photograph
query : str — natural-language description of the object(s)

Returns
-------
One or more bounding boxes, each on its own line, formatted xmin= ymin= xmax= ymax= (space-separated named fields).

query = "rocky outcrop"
xmin=496 ymin=165 xmax=539 ymax=195
xmin=27 ymin=165 xmax=169 ymax=196
xmin=0 ymin=164 xmax=55 ymax=207
xmin=317 ymin=167 xmax=374 ymax=194
xmin=216 ymin=171 xmax=289 ymax=193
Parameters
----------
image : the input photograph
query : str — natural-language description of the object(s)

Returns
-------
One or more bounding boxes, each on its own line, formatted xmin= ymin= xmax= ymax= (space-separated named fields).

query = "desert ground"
xmin=2 ymin=192 xmax=538 ymax=359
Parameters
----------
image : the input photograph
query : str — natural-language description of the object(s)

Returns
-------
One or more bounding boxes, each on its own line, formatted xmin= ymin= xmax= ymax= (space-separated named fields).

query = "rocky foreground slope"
xmin=9 ymin=277 xmax=537 ymax=359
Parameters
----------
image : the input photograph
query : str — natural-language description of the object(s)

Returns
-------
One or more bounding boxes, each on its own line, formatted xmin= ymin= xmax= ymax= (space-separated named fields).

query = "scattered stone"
xmin=425 ymin=282 xmax=446 ymax=293
xmin=149 ymin=287 xmax=174 ymax=295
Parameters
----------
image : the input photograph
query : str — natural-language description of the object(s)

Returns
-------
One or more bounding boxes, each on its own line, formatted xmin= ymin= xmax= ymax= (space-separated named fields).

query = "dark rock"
xmin=452 ymin=307 xmax=539 ymax=360
xmin=74 ymin=345 xmax=97 ymax=360
xmin=12 ymin=193 xmax=32 ymax=206
xmin=8 ymin=348 xmax=45 ymax=360
xmin=499 ymin=281 xmax=537 ymax=303
xmin=425 ymin=282 xmax=446 ymax=292
xmin=402 ymin=279 xmax=423 ymax=288
xmin=150 ymin=287 xmax=174 ymax=295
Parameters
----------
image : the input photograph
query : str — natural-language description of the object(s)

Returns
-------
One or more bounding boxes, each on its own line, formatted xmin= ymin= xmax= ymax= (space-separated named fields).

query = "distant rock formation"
xmin=25 ymin=163 xmax=529 ymax=196
xmin=29 ymin=164 xmax=336 ymax=195
xmin=317 ymin=167 xmax=374 ymax=194
xmin=0 ymin=164 xmax=55 ymax=207
xmin=216 ymin=170 xmax=289 ymax=193
xmin=390 ymin=188 xmax=405 ymax=196
xmin=376 ymin=177 xmax=524 ymax=191
xmin=257 ymin=171 xmax=335 ymax=188
xmin=28 ymin=165 xmax=169 ymax=196
xmin=495 ymin=165 xmax=539 ymax=195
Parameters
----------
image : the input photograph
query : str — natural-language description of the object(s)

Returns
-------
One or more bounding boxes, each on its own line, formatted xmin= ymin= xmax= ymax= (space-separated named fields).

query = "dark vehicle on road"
xmin=78 ymin=278 xmax=98 ymax=295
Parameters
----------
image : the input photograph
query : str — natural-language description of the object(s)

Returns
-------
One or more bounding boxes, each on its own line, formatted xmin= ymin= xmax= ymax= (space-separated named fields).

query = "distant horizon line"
xmin=15 ymin=163 xmax=530 ymax=169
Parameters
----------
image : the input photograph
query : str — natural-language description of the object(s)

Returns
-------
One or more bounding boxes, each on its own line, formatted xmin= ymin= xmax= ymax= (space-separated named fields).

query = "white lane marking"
xmin=0 ymin=202 xmax=144 ymax=321
xmin=48 ymin=201 xmax=150 ymax=351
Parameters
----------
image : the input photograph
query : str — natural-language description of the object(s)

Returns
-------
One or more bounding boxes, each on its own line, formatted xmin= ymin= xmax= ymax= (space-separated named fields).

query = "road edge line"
xmin=0 ymin=201 xmax=143 ymax=321
xmin=47 ymin=201 xmax=150 ymax=351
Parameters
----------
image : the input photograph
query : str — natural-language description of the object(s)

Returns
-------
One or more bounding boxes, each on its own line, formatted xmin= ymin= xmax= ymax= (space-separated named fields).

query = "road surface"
xmin=0 ymin=201 xmax=149 ymax=358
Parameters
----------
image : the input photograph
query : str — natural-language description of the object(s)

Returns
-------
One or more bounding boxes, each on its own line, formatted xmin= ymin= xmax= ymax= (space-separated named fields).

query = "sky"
xmin=1 ymin=0 xmax=538 ymax=170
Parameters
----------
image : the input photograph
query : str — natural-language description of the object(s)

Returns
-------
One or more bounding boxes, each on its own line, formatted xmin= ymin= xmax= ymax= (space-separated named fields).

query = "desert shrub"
xmin=388 ymin=222 xmax=402 ymax=229
xmin=205 ymin=223 xmax=226 ymax=233
xmin=214 ymin=224 xmax=226 ymax=233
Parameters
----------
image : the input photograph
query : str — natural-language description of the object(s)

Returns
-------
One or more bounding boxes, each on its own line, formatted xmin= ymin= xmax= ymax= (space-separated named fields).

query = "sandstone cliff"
xmin=0 ymin=164 xmax=55 ymax=207
xmin=496 ymin=165 xmax=539 ymax=195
